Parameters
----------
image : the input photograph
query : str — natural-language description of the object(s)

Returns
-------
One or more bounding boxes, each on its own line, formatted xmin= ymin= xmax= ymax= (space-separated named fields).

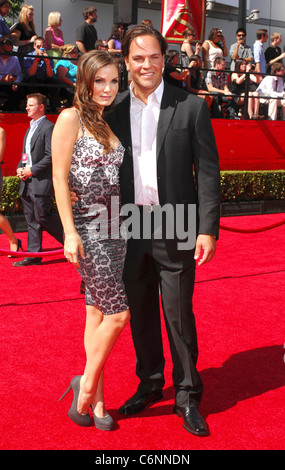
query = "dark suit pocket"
xmin=170 ymin=128 xmax=189 ymax=135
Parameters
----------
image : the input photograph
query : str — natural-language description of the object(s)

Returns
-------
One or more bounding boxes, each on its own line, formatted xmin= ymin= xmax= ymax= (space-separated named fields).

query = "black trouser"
xmin=211 ymin=93 xmax=237 ymax=119
xmin=122 ymin=211 xmax=203 ymax=406
xmin=21 ymin=180 xmax=64 ymax=253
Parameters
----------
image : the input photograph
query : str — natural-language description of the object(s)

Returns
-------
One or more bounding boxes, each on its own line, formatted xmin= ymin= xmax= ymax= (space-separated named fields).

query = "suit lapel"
xmin=116 ymin=92 xmax=132 ymax=154
xmin=23 ymin=128 xmax=29 ymax=151
xmin=30 ymin=117 xmax=46 ymax=151
xmin=156 ymin=82 xmax=177 ymax=161
xmin=112 ymin=92 xmax=134 ymax=175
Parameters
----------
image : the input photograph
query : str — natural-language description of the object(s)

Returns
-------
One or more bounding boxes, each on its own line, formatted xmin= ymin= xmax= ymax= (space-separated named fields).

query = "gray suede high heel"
xmin=59 ymin=375 xmax=93 ymax=427
xmin=91 ymin=405 xmax=114 ymax=431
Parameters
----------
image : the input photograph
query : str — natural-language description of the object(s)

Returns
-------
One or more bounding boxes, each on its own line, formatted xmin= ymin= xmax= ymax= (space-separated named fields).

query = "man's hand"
xmin=194 ymin=234 xmax=217 ymax=266
xmin=70 ymin=190 xmax=78 ymax=206
xmin=16 ymin=166 xmax=32 ymax=180
xmin=2 ymin=74 xmax=16 ymax=83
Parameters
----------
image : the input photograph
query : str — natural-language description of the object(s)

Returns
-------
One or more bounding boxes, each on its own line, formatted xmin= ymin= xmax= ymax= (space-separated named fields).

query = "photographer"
xmin=23 ymin=36 xmax=60 ymax=112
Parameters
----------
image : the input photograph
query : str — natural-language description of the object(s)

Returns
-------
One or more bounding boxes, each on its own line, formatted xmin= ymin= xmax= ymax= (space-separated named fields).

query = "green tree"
xmin=6 ymin=0 xmax=24 ymax=24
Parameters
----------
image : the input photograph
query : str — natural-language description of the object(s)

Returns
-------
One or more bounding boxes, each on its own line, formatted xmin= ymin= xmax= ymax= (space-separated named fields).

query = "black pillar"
xmin=238 ymin=0 xmax=247 ymax=30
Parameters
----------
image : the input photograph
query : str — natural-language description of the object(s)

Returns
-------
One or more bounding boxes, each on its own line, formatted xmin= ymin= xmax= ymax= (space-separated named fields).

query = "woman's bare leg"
xmin=77 ymin=304 xmax=130 ymax=415
xmin=0 ymin=214 xmax=17 ymax=248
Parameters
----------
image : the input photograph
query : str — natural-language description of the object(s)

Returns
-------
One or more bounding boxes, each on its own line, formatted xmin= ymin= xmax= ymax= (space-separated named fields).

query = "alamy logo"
xmin=87 ymin=197 xmax=196 ymax=250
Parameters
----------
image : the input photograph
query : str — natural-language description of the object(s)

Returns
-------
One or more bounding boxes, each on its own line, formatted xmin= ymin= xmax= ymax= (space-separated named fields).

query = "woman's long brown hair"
xmin=73 ymin=50 xmax=119 ymax=152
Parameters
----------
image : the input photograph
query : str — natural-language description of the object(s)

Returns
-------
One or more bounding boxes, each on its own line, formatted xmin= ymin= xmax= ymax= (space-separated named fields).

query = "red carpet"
xmin=0 ymin=213 xmax=284 ymax=451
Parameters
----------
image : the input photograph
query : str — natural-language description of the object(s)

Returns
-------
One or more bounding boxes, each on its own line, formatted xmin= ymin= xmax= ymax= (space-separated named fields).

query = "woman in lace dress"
xmin=52 ymin=50 xmax=130 ymax=431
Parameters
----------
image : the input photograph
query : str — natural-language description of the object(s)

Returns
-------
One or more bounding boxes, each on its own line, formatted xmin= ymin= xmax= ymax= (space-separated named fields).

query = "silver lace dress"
xmin=69 ymin=111 xmax=128 ymax=315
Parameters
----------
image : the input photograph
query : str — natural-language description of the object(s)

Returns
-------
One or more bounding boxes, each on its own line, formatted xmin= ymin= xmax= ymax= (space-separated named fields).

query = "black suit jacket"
xmin=18 ymin=117 xmax=54 ymax=196
xmin=107 ymin=81 xmax=221 ymax=250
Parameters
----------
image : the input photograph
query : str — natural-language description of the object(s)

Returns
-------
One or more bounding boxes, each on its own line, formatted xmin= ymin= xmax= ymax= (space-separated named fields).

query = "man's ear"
xmin=124 ymin=56 xmax=130 ymax=72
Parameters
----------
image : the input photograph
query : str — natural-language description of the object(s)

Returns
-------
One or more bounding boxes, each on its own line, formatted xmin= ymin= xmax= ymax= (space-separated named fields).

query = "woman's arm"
xmin=107 ymin=38 xmax=121 ymax=55
xmin=181 ymin=41 xmax=194 ymax=58
xmin=52 ymin=108 xmax=84 ymax=266
xmin=231 ymin=72 xmax=246 ymax=85
xmin=45 ymin=28 xmax=61 ymax=50
xmin=0 ymin=127 xmax=6 ymax=163
xmin=221 ymin=36 xmax=227 ymax=57
xmin=169 ymin=69 xmax=189 ymax=81
xmin=201 ymin=41 xmax=209 ymax=68
xmin=56 ymin=65 xmax=75 ymax=87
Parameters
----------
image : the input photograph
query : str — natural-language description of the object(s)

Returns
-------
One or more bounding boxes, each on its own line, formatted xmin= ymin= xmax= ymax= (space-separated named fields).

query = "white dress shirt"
xmin=257 ymin=75 xmax=285 ymax=98
xmin=25 ymin=115 xmax=46 ymax=167
xmin=130 ymin=80 xmax=164 ymax=205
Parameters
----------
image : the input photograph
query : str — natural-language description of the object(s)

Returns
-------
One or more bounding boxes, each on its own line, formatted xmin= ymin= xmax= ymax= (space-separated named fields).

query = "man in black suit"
xmin=14 ymin=93 xmax=63 ymax=266
xmin=107 ymin=26 xmax=220 ymax=436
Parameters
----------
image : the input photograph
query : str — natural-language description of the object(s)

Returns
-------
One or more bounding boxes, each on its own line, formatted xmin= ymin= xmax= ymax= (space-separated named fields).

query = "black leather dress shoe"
xmin=13 ymin=257 xmax=42 ymax=267
xmin=118 ymin=389 xmax=163 ymax=415
xmin=174 ymin=404 xmax=210 ymax=437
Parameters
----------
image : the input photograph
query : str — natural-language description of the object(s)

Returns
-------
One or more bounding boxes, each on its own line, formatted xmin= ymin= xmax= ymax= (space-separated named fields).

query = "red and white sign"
xmin=161 ymin=0 xmax=206 ymax=44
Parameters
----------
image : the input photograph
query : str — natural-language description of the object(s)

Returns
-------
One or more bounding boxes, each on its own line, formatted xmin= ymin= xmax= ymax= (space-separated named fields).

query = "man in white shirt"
xmin=257 ymin=62 xmax=285 ymax=120
xmin=14 ymin=93 xmax=63 ymax=266
xmin=107 ymin=26 xmax=220 ymax=437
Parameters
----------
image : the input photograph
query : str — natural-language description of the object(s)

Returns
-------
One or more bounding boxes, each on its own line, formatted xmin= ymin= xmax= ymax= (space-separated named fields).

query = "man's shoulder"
xmin=253 ymin=40 xmax=262 ymax=50
xmin=113 ymin=89 xmax=130 ymax=108
xmin=163 ymin=82 xmax=205 ymax=110
xmin=40 ymin=118 xmax=54 ymax=132
xmin=11 ymin=55 xmax=20 ymax=64
xmin=76 ymin=22 xmax=85 ymax=31
xmin=45 ymin=118 xmax=54 ymax=128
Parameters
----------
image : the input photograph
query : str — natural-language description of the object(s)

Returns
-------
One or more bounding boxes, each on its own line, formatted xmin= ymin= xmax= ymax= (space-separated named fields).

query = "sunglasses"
xmin=238 ymin=34 xmax=246 ymax=37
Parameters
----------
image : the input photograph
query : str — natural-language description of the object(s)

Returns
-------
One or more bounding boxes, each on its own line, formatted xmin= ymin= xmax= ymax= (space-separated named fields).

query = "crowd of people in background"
xmin=172 ymin=25 xmax=285 ymax=120
xmin=1 ymin=1 xmax=285 ymax=120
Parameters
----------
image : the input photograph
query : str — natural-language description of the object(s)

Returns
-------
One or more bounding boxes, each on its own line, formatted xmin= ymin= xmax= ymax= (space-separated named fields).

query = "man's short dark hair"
xmin=256 ymin=29 xmax=268 ymax=40
xmin=214 ymin=57 xmax=225 ymax=67
xmin=236 ymin=27 xmax=246 ymax=35
xmin=82 ymin=7 xmax=97 ymax=20
xmin=95 ymin=39 xmax=107 ymax=50
xmin=27 ymin=93 xmax=47 ymax=109
xmin=122 ymin=25 xmax=168 ymax=58
xmin=271 ymin=62 xmax=284 ymax=74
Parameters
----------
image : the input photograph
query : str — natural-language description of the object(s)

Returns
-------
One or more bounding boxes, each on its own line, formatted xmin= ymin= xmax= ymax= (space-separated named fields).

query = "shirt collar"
xmin=30 ymin=115 xmax=46 ymax=128
xmin=130 ymin=79 xmax=164 ymax=105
